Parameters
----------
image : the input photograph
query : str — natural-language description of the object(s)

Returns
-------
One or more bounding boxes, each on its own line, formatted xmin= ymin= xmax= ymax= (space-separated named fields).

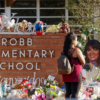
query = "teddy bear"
xmin=60 ymin=23 xmax=70 ymax=35
xmin=18 ymin=20 xmax=28 ymax=32
xmin=14 ymin=79 xmax=29 ymax=89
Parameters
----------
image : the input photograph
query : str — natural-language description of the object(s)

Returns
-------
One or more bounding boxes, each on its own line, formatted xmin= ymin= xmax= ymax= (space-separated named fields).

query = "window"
xmin=10 ymin=0 xmax=66 ymax=25
xmin=40 ymin=18 xmax=65 ymax=25
xmin=40 ymin=0 xmax=65 ymax=7
xmin=0 ymin=0 xmax=5 ymax=15
xmin=40 ymin=0 xmax=66 ymax=25
xmin=11 ymin=9 xmax=36 ymax=16
xmin=11 ymin=0 xmax=36 ymax=8
xmin=11 ymin=0 xmax=36 ymax=23
xmin=0 ymin=0 xmax=5 ymax=8
xmin=0 ymin=9 xmax=5 ymax=15
xmin=40 ymin=9 xmax=65 ymax=16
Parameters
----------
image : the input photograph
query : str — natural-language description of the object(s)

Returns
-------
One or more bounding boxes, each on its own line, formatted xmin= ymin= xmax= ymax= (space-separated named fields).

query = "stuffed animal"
xmin=46 ymin=23 xmax=61 ymax=33
xmin=7 ymin=89 xmax=22 ymax=99
xmin=18 ymin=23 xmax=27 ymax=32
xmin=22 ymin=20 xmax=28 ymax=29
xmin=27 ymin=22 xmax=32 ymax=32
xmin=5 ymin=19 xmax=15 ymax=31
xmin=18 ymin=20 xmax=28 ymax=32
xmin=14 ymin=79 xmax=29 ymax=89
xmin=6 ymin=85 xmax=11 ymax=93
xmin=21 ymin=88 xmax=28 ymax=98
xmin=35 ymin=21 xmax=43 ymax=31
xmin=46 ymin=25 xmax=57 ymax=33
xmin=60 ymin=23 xmax=70 ymax=35
xmin=35 ymin=20 xmax=43 ymax=35
xmin=21 ymin=79 xmax=28 ymax=85
xmin=13 ymin=83 xmax=25 ymax=89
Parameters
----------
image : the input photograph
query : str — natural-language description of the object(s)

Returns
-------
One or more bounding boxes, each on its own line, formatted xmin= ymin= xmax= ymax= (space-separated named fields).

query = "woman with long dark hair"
xmin=84 ymin=40 xmax=100 ymax=68
xmin=62 ymin=32 xmax=85 ymax=99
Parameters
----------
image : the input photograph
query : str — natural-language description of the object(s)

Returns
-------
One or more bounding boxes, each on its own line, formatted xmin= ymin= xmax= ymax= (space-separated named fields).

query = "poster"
xmin=82 ymin=39 xmax=100 ymax=84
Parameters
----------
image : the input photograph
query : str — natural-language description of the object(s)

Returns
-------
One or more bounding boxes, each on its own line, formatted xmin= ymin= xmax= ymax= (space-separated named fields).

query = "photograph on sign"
xmin=82 ymin=40 xmax=100 ymax=81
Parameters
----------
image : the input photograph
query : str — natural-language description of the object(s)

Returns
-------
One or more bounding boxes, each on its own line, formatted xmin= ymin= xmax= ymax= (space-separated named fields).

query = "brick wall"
xmin=0 ymin=33 xmax=66 ymax=87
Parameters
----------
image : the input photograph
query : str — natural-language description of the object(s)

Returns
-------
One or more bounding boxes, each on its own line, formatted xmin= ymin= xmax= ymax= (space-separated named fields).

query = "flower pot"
xmin=36 ymin=31 xmax=43 ymax=36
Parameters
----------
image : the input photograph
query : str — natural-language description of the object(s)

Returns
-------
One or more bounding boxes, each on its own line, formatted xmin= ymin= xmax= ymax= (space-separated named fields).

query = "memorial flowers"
xmin=0 ymin=76 xmax=65 ymax=100
xmin=77 ymin=24 xmax=99 ymax=53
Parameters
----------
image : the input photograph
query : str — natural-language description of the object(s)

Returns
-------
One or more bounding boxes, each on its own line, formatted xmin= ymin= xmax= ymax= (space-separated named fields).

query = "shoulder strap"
xmin=71 ymin=48 xmax=76 ymax=56
xmin=71 ymin=48 xmax=78 ymax=65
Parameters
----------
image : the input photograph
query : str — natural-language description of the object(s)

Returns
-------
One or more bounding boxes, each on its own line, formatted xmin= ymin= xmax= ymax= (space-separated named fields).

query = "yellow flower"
xmin=50 ymin=85 xmax=56 ymax=90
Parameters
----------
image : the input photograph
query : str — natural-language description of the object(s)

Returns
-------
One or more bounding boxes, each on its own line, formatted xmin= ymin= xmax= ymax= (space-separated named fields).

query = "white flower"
xmin=81 ymin=34 xmax=86 ymax=40
xmin=93 ymin=28 xmax=96 ymax=30
xmin=77 ymin=41 xmax=82 ymax=47
xmin=88 ymin=28 xmax=92 ymax=32
xmin=46 ymin=83 xmax=50 ymax=86
xmin=78 ymin=43 xmax=82 ymax=47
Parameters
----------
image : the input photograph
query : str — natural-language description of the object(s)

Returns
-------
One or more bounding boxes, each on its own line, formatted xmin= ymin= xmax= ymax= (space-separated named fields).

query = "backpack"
xmin=57 ymin=49 xmax=76 ymax=75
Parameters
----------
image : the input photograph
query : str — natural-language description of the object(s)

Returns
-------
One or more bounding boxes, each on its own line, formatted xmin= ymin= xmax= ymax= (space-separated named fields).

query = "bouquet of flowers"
xmin=97 ymin=76 xmax=100 ymax=82
xmin=77 ymin=33 xmax=86 ymax=53
xmin=35 ymin=78 xmax=65 ymax=100
xmin=86 ymin=87 xmax=94 ymax=97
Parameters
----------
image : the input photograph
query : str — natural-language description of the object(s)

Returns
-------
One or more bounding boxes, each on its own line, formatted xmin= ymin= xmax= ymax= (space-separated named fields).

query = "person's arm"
xmin=76 ymin=48 xmax=85 ymax=65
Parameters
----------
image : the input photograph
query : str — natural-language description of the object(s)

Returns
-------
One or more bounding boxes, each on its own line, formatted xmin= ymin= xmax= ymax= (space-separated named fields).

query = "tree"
xmin=66 ymin=0 xmax=100 ymax=40
xmin=65 ymin=0 xmax=100 ymax=53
